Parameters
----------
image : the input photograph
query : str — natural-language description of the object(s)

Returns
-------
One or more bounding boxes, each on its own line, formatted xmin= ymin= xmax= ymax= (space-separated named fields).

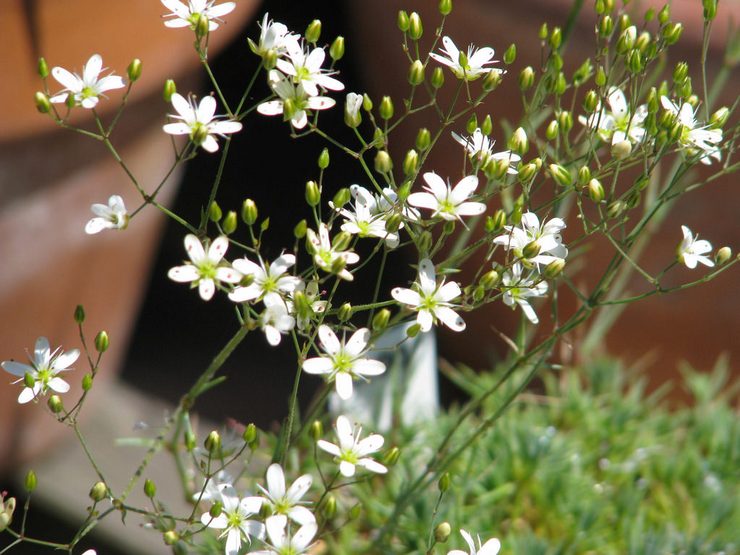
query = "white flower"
xmin=452 ymin=128 xmax=521 ymax=173
xmin=2 ymin=337 xmax=79 ymax=404
xmin=337 ymin=191 xmax=399 ymax=249
xmin=194 ymin=470 xmax=233 ymax=503
xmin=430 ymin=36 xmax=500 ymax=81
xmin=248 ymin=515 xmax=317 ymax=555
xmin=493 ymin=211 xmax=567 ymax=269
xmin=167 ymin=234 xmax=241 ymax=301
xmin=391 ymin=258 xmax=466 ymax=332
xmin=163 ymin=93 xmax=242 ymax=153
xmin=303 ymin=326 xmax=386 ymax=400
xmin=448 ymin=529 xmax=501 ymax=555
xmin=229 ymin=254 xmax=302 ymax=303
xmin=257 ymin=70 xmax=336 ymax=130
xmin=248 ymin=13 xmax=299 ymax=58
xmin=276 ymin=41 xmax=344 ymax=97
xmin=49 ymin=54 xmax=125 ymax=109
xmin=661 ymin=96 xmax=722 ymax=165
xmin=201 ymin=485 xmax=264 ymax=555
xmin=407 ymin=173 xmax=486 ymax=222
xmin=288 ymin=280 xmax=327 ymax=331
xmin=306 ymin=223 xmax=360 ymax=281
xmin=579 ymin=87 xmax=648 ymax=146
xmin=501 ymin=263 xmax=548 ymax=324
xmin=256 ymin=464 xmax=314 ymax=525
xmin=85 ymin=195 xmax=128 ymax=234
xmin=161 ymin=0 xmax=235 ymax=31
xmin=259 ymin=294 xmax=295 ymax=346
xmin=344 ymin=92 xmax=363 ymax=127
xmin=677 ymin=225 xmax=714 ymax=269
xmin=81 ymin=551 xmax=97 ymax=555
xmin=317 ymin=415 xmax=387 ymax=477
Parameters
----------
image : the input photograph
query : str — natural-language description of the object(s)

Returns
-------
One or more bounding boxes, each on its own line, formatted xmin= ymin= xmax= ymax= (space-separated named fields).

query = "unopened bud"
xmin=322 ymin=494 xmax=337 ymax=519
xmin=34 ymin=92 xmax=51 ymax=114
xmin=385 ymin=213 xmax=403 ymax=233
xmin=332 ymin=231 xmax=353 ymax=252
xmin=435 ymin=522 xmax=452 ymax=543
xmin=503 ymin=43 xmax=517 ymax=65
xmin=94 ymin=330 xmax=109 ymax=353
xmin=239 ymin=199 xmax=257 ymax=225
xmin=546 ymin=120 xmax=559 ymax=140
xmin=209 ymin=501 xmax=223 ymax=519
xmin=263 ymin=49 xmax=278 ymax=70
xmin=144 ymin=479 xmax=157 ymax=498
xmin=480 ymin=270 xmax=501 ymax=289
xmin=220 ymin=211 xmax=237 ymax=235
xmin=379 ymin=96 xmax=394 ymax=120
xmin=522 ymin=240 xmax=542 ymax=260
xmin=703 ymin=0 xmax=717 ymax=21
xmin=577 ymin=166 xmax=591 ymax=187
xmin=416 ymin=128 xmax=431 ymax=151
xmin=549 ymin=27 xmax=562 ymax=49
xmin=372 ymin=309 xmax=391 ymax=331
xmin=607 ymin=200 xmax=625 ymax=219
xmin=595 ymin=66 xmax=607 ymax=87
xmin=397 ymin=10 xmax=410 ymax=32
xmin=518 ymin=162 xmax=538 ymax=183
xmin=374 ymin=151 xmax=393 ymax=174
xmin=127 ymin=58 xmax=142 ymax=83
xmin=408 ymin=60 xmax=425 ymax=86
xmin=431 ymin=67 xmax=445 ymax=89
xmin=163 ymin=79 xmax=176 ymax=102
xmin=332 ymin=188 xmax=351 ymax=209
xmin=406 ymin=323 xmax=421 ymax=338
xmin=662 ymin=23 xmax=683 ymax=45
xmin=74 ymin=304 xmax=86 ymax=324
xmin=209 ymin=201 xmax=222 ymax=222
xmin=627 ymin=49 xmax=643 ymax=74
xmin=617 ymin=26 xmax=636 ymax=54
xmin=549 ymin=164 xmax=572 ymax=187
xmin=509 ymin=127 xmax=529 ymax=155
xmin=583 ymin=90 xmax=599 ymax=113
xmin=337 ymin=303 xmax=353 ymax=322
xmin=48 ymin=395 xmax=63 ymax=414
xmin=37 ymin=57 xmax=49 ymax=78
xmin=403 ymin=149 xmax=419 ymax=176
xmin=519 ymin=66 xmax=535 ymax=91
xmin=543 ymin=259 xmax=565 ymax=278
xmin=305 ymin=20 xmax=322 ymax=43
xmin=318 ymin=148 xmax=330 ymax=170
xmin=408 ymin=12 xmax=423 ymax=40
xmin=599 ymin=15 xmax=614 ymax=38
xmin=82 ymin=373 xmax=93 ymax=392
xmin=673 ymin=62 xmax=688 ymax=85
xmin=185 ymin=431 xmax=196 ymax=451
xmin=88 ymin=481 xmax=107 ymax=502
xmin=24 ymin=372 xmax=35 ymax=389
xmin=311 ymin=420 xmax=324 ymax=441
xmin=305 ymin=181 xmax=321 ymax=207
xmin=204 ymin=431 xmax=221 ymax=454
xmin=539 ymin=23 xmax=549 ymax=41
xmin=710 ymin=107 xmax=729 ymax=128
xmin=439 ymin=0 xmax=453 ymax=16
xmin=163 ymin=531 xmax=179 ymax=546
xmin=588 ymin=178 xmax=605 ymax=203
xmin=330 ymin=36 xmax=345 ymax=61
xmin=294 ymin=219 xmax=307 ymax=239
xmin=243 ymin=423 xmax=257 ymax=445
xmin=418 ymin=231 xmax=433 ymax=254
xmin=482 ymin=69 xmax=503 ymax=91
xmin=611 ymin=139 xmax=632 ymax=160
xmin=658 ymin=5 xmax=671 ymax=25
xmin=572 ymin=58 xmax=593 ymax=86
xmin=25 ymin=470 xmax=37 ymax=493
xmin=715 ymin=247 xmax=732 ymax=265
xmin=383 ymin=447 xmax=400 ymax=466
xmin=438 ymin=472 xmax=451 ymax=492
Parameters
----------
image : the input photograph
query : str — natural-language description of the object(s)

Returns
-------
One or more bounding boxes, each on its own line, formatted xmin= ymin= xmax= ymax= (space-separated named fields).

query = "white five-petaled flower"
xmin=84 ymin=195 xmax=128 ymax=235
xmin=407 ymin=173 xmax=486 ymax=222
xmin=317 ymin=415 xmax=387 ymax=477
xmin=256 ymin=464 xmax=315 ymax=525
xmin=677 ymin=225 xmax=714 ymax=269
xmin=201 ymin=485 xmax=264 ymax=555
xmin=247 ymin=515 xmax=317 ymax=555
xmin=306 ymin=223 xmax=360 ymax=281
xmin=391 ymin=258 xmax=466 ymax=332
xmin=501 ymin=263 xmax=548 ymax=324
xmin=430 ymin=36 xmax=500 ymax=81
xmin=229 ymin=254 xmax=302 ymax=303
xmin=452 ymin=128 xmax=521 ymax=173
xmin=2 ymin=337 xmax=79 ymax=404
xmin=168 ymin=234 xmax=241 ymax=301
xmin=49 ymin=54 xmax=125 ymax=109
xmin=579 ymin=87 xmax=648 ymax=146
xmin=276 ymin=41 xmax=344 ymax=97
xmin=194 ymin=470 xmax=234 ymax=503
xmin=337 ymin=192 xmax=400 ymax=249
xmin=303 ymin=326 xmax=386 ymax=400
xmin=257 ymin=70 xmax=336 ymax=130
xmin=259 ymin=295 xmax=296 ymax=346
xmin=493 ymin=211 xmax=568 ymax=269
xmin=161 ymin=0 xmax=235 ymax=31
xmin=661 ymin=96 xmax=723 ymax=165
xmin=248 ymin=13 xmax=299 ymax=58
xmin=163 ymin=93 xmax=242 ymax=153
xmin=448 ymin=529 xmax=501 ymax=555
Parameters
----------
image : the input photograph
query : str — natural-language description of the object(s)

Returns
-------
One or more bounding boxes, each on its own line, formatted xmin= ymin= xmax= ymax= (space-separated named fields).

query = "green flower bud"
xmin=662 ymin=22 xmax=683 ymax=45
xmin=538 ymin=23 xmax=549 ymax=41
xmin=89 ymin=481 xmax=108 ymax=502
xmin=645 ymin=7 xmax=655 ymax=21
xmin=48 ymin=395 xmax=63 ymax=414
xmin=406 ymin=323 xmax=421 ymax=338
xmin=163 ymin=79 xmax=176 ymax=102
xmin=519 ymin=66 xmax=535 ymax=91
xmin=332 ymin=231 xmax=353 ymax=252
xmin=618 ymin=14 xmax=632 ymax=32
xmin=209 ymin=201 xmax=222 ymax=222
xmin=379 ymin=96 xmax=394 ymax=120
xmin=305 ymin=20 xmax=322 ymax=43
xmin=438 ymin=472 xmax=451 ymax=492
xmin=517 ymin=162 xmax=538 ymax=183
xmin=397 ymin=10 xmax=410 ymax=32
xmin=397 ymin=182 xmax=412 ymax=202
xmin=409 ymin=12 xmax=423 ymax=40
xmin=374 ymin=151 xmax=393 ymax=174
xmin=204 ymin=431 xmax=221 ymax=454
xmin=95 ymin=330 xmax=109 ymax=353
xmin=658 ymin=4 xmax=670 ymax=25
xmin=599 ymin=15 xmax=614 ymax=38
xmin=439 ymin=0 xmax=453 ymax=16
xmin=509 ymin=127 xmax=529 ymax=155
xmin=636 ymin=31 xmax=651 ymax=52
xmin=305 ymin=181 xmax=321 ymax=207
xmin=546 ymin=120 xmax=559 ymax=140
xmin=322 ymin=495 xmax=337 ymax=519
xmin=163 ymin=531 xmax=179 ymax=546
xmin=337 ymin=303 xmax=353 ymax=322
xmin=34 ymin=91 xmax=51 ymax=114
xmin=522 ymin=240 xmax=542 ymax=260
xmin=403 ymin=149 xmax=419 ymax=176
xmin=472 ymin=284 xmax=485 ymax=302
xmin=415 ymin=128 xmax=431 ymax=151
xmin=383 ymin=447 xmax=401 ymax=466
xmin=362 ymin=93 xmax=373 ymax=112
xmin=624 ymin=189 xmax=641 ymax=209
xmin=408 ymin=60 xmax=425 ymax=86
xmin=435 ymin=522 xmax=452 ymax=543
xmin=577 ymin=166 xmax=591 ymax=187
xmin=24 ymin=372 xmax=35 ymax=389
xmin=677 ymin=76 xmax=692 ymax=100
xmin=511 ymin=201 xmax=523 ymax=225
xmin=418 ymin=231 xmax=433 ymax=254
xmin=715 ymin=246 xmax=732 ymax=265
xmin=480 ymin=270 xmax=501 ymax=289
xmin=311 ymin=420 xmax=324 ymax=441
xmin=243 ymin=423 xmax=258 ymax=445
xmin=607 ymin=200 xmax=625 ymax=219
xmin=616 ymin=25 xmax=636 ymax=54
xmin=209 ymin=501 xmax=223 ymax=519
xmin=443 ymin=220 xmax=456 ymax=235
xmin=385 ymin=213 xmax=403 ymax=233
xmin=25 ymin=470 xmax=37 ymax=493
xmin=475 ymin=115 xmax=491 ymax=137
xmin=431 ymin=67 xmax=445 ymax=89
xmin=66 ymin=93 xmax=76 ymax=109
xmin=549 ymin=27 xmax=562 ymax=49
xmin=503 ymin=44 xmax=517 ymax=65
xmin=74 ymin=304 xmax=86 ymax=324
xmin=611 ymin=139 xmax=632 ymax=160
xmin=194 ymin=14 xmax=209 ymax=40
xmin=572 ymin=58 xmax=593 ymax=86
xmin=330 ymin=256 xmax=347 ymax=275
xmin=222 ymin=211 xmax=237 ymax=235
xmin=332 ymin=188 xmax=351 ymax=209
xmin=710 ymin=107 xmax=729 ymax=128
xmin=315 ymin=149 xmax=330 ymax=171
xmin=294 ymin=219 xmax=307 ymax=239
xmin=372 ymin=309 xmax=391 ymax=331
xmin=549 ymin=163 xmax=572 ymax=187
xmin=543 ymin=258 xmax=565 ymax=279
xmin=184 ymin=430 xmax=196 ymax=452
xmin=329 ymin=36 xmax=345 ymax=61
xmin=703 ymin=0 xmax=717 ymax=21
xmin=482 ymin=69 xmax=503 ymax=91
xmin=127 ymin=58 xmax=142 ymax=83
xmin=595 ymin=66 xmax=607 ymax=87
xmin=82 ymin=373 xmax=93 ymax=392
xmin=241 ymin=198 xmax=258 ymax=225
xmin=37 ymin=57 xmax=49 ymax=78
xmin=627 ymin=49 xmax=643 ymax=74
xmin=588 ymin=178 xmax=605 ymax=203
xmin=583 ymin=90 xmax=599 ymax=113
xmin=260 ymin=216 xmax=270 ymax=233
xmin=490 ymin=209 xmax=507 ymax=233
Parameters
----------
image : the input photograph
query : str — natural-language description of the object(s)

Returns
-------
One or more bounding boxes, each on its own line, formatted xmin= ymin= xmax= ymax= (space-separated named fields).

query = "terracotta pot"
xmin=0 ymin=0 xmax=258 ymax=473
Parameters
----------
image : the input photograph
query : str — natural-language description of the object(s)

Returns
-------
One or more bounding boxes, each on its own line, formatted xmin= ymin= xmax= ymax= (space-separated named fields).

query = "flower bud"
xmin=383 ymin=447 xmax=401 ymax=466
xmin=24 ymin=372 xmax=35 ymax=389
xmin=677 ymin=76 xmax=692 ymax=100
xmin=431 ymin=67 xmax=445 ymax=89
xmin=538 ymin=23 xmax=549 ymax=41
xmin=599 ymin=15 xmax=614 ymax=38
xmin=522 ymin=240 xmax=542 ymax=260
xmin=607 ymin=200 xmax=625 ymax=219
xmin=372 ymin=308 xmax=391 ymax=331
xmin=416 ymin=128 xmax=431 ymax=151
xmin=221 ymin=211 xmax=237 ymax=235
xmin=543 ymin=259 xmax=565 ymax=279
xmin=658 ymin=4 xmax=670 ymax=24
xmin=263 ymin=49 xmax=278 ymax=70
xmin=611 ymin=139 xmax=632 ymax=160
xmin=617 ymin=26 xmax=636 ymax=54
xmin=337 ymin=303 xmax=353 ymax=322
xmin=418 ymin=231 xmax=433 ymax=254
xmin=439 ymin=0 xmax=453 ymax=16
xmin=480 ymin=270 xmax=501 ymax=289
xmin=294 ymin=219 xmax=307 ymax=239
xmin=572 ymin=58 xmax=593 ymax=86
xmin=163 ymin=531 xmax=179 ymax=546
xmin=374 ymin=151 xmax=393 ymax=174
xmin=509 ymin=127 xmax=529 ymax=155
xmin=710 ymin=107 xmax=729 ymax=128
xmin=595 ymin=66 xmax=607 ymax=87
xmin=549 ymin=27 xmax=562 ymax=49
xmin=332 ymin=188 xmax=351 ymax=209
xmin=85 ymin=481 xmax=107 ymax=503
xmin=703 ymin=0 xmax=717 ymax=21
xmin=362 ymin=94 xmax=373 ymax=112
xmin=127 ymin=58 xmax=142 ymax=83
xmin=408 ymin=12 xmax=423 ymax=40
xmin=143 ymin=479 xmax=157 ymax=498
xmin=435 ymin=522 xmax=452 ymax=543
xmin=163 ymin=79 xmax=176 ymax=102
xmin=330 ymin=36 xmax=345 ymax=61
xmin=239 ymin=199 xmax=257 ymax=226
xmin=332 ymin=231 xmax=353 ymax=252
xmin=305 ymin=20 xmax=322 ymax=44
xmin=34 ymin=91 xmax=51 ymax=114
xmin=379 ymin=96 xmax=394 ymax=120
xmin=243 ymin=423 xmax=258 ymax=445
xmin=74 ymin=304 xmax=86 ymax=324
xmin=517 ymin=162 xmax=538 ymax=183
xmin=208 ymin=501 xmax=223 ymax=519
xmin=37 ymin=57 xmax=49 ymax=78
xmin=713 ymin=246 xmax=731 ymax=265
xmin=209 ymin=201 xmax=222 ymax=222
xmin=204 ymin=431 xmax=221 ymax=454
xmin=408 ymin=60 xmax=425 ymax=86
xmin=583 ymin=90 xmax=599 ymax=113
xmin=320 ymin=494 xmax=336 ymax=520
xmin=627 ymin=49 xmax=643 ymax=74
xmin=192 ymin=12 xmax=209 ymax=39
xmin=588 ymin=178 xmax=605 ymax=203
xmin=311 ymin=420 xmax=324 ymax=441
xmin=403 ymin=149 xmax=419 ymax=176
xmin=397 ymin=10 xmax=410 ymax=32
xmin=482 ymin=69 xmax=503 ymax=91
xmin=549 ymin=164 xmax=572 ymax=187
xmin=48 ymin=395 xmax=63 ymax=414
xmin=385 ymin=213 xmax=403 ymax=233
xmin=25 ymin=470 xmax=37 ymax=492
xmin=95 ymin=330 xmax=109 ymax=353
xmin=82 ymin=373 xmax=93 ymax=392
xmin=503 ymin=43 xmax=517 ymax=65
xmin=546 ymin=120 xmax=559 ymax=140
xmin=406 ymin=323 xmax=421 ymax=338
xmin=577 ymin=166 xmax=591 ymax=187
xmin=662 ymin=22 xmax=683 ymax=45
xmin=184 ymin=430 xmax=196 ymax=451
xmin=519 ymin=66 xmax=535 ymax=91
xmin=305 ymin=181 xmax=321 ymax=207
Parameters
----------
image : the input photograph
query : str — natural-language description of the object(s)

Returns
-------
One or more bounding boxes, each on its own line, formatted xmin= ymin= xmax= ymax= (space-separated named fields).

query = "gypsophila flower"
xmin=2 ymin=337 xmax=79 ymax=404
xmin=448 ymin=529 xmax=501 ymax=555
xmin=493 ymin=211 xmax=567 ymax=269
xmin=161 ymin=0 xmax=235 ymax=31
xmin=677 ymin=225 xmax=714 ymax=269
xmin=336 ymin=189 xmax=400 ymax=249
xmin=288 ymin=280 xmax=327 ymax=331
xmin=661 ymin=96 xmax=722 ymax=165
xmin=430 ymin=36 xmax=500 ymax=81
xmin=317 ymin=415 xmax=387 ymax=477
xmin=501 ymin=263 xmax=548 ymax=324
xmin=579 ymin=87 xmax=648 ymax=146
xmin=391 ymin=258 xmax=466 ymax=332
xmin=248 ymin=515 xmax=317 ymax=555
xmin=256 ymin=464 xmax=314 ymax=525
xmin=49 ymin=54 xmax=125 ymax=109
xmin=201 ymin=485 xmax=264 ymax=555
xmin=303 ymin=326 xmax=386 ymax=400
xmin=229 ymin=254 xmax=302 ymax=304
xmin=344 ymin=92 xmax=363 ymax=127
xmin=306 ymin=223 xmax=360 ymax=281
xmin=194 ymin=470 xmax=234 ymax=503
xmin=257 ymin=70 xmax=336 ymax=129
xmin=81 ymin=551 xmax=97 ymax=555
xmin=84 ymin=195 xmax=128 ymax=234
xmin=276 ymin=41 xmax=344 ymax=97
xmin=452 ymin=128 xmax=520 ymax=173
xmin=163 ymin=93 xmax=242 ymax=153
xmin=259 ymin=294 xmax=296 ymax=346
xmin=168 ymin=234 xmax=241 ymax=301
xmin=248 ymin=13 xmax=299 ymax=58
xmin=407 ymin=173 xmax=486 ymax=222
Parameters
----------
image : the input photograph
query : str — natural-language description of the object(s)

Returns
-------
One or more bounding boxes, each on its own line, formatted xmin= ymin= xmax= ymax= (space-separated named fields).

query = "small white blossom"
xmin=430 ymin=36 xmax=500 ymax=81
xmin=501 ymin=263 xmax=548 ymax=324
xmin=677 ymin=225 xmax=714 ymax=269
xmin=344 ymin=92 xmax=363 ymax=127
xmin=336 ymin=191 xmax=399 ymax=249
xmin=161 ymin=0 xmax=235 ymax=31
xmin=248 ymin=515 xmax=317 ymax=555
xmin=452 ymin=128 xmax=520 ymax=173
xmin=257 ymin=70 xmax=336 ymax=129
xmin=229 ymin=254 xmax=302 ymax=303
xmin=317 ymin=415 xmax=387 ymax=477
xmin=448 ymin=529 xmax=501 ymax=555
xmin=303 ymin=326 xmax=386 ymax=400
xmin=579 ymin=87 xmax=648 ymax=146
xmin=407 ymin=173 xmax=486 ymax=222
xmin=49 ymin=54 xmax=125 ymax=109
xmin=2 ymin=337 xmax=79 ymax=404
xmin=288 ymin=280 xmax=327 ymax=331
xmin=194 ymin=470 xmax=233 ymax=503
xmin=85 ymin=195 xmax=128 ymax=234
xmin=168 ymin=235 xmax=241 ymax=301
xmin=201 ymin=485 xmax=264 ymax=555
xmin=163 ymin=93 xmax=242 ymax=153
xmin=306 ymin=224 xmax=359 ymax=281
xmin=493 ymin=211 xmax=567 ymax=269
xmin=259 ymin=295 xmax=295 ymax=346
xmin=256 ymin=464 xmax=314 ymax=525
xmin=249 ymin=13 xmax=299 ymax=57
xmin=391 ymin=258 xmax=466 ymax=332
xmin=661 ymin=96 xmax=722 ymax=165
xmin=276 ymin=41 xmax=344 ymax=97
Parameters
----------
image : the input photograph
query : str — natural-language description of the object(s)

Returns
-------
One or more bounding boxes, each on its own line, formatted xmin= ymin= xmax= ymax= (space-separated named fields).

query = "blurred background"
xmin=1 ymin=0 xmax=737 ymax=553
